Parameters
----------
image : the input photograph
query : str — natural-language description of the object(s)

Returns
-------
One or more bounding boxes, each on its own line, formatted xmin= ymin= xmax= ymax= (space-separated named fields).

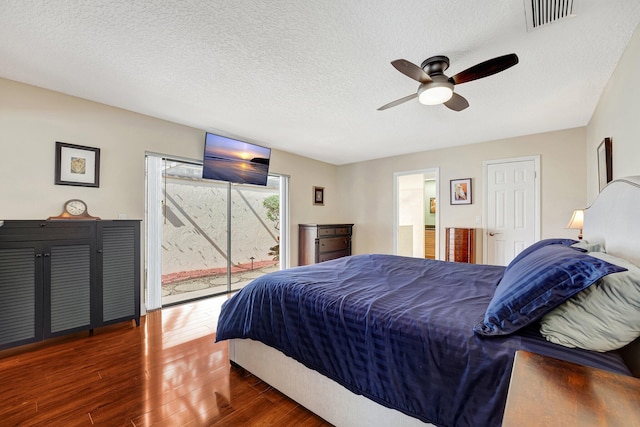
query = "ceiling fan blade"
xmin=450 ymin=53 xmax=519 ymax=85
xmin=377 ymin=93 xmax=418 ymax=111
xmin=444 ymin=93 xmax=469 ymax=111
xmin=391 ymin=59 xmax=433 ymax=84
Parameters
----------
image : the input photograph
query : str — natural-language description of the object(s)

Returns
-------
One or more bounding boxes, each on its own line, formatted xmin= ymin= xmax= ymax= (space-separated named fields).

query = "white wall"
xmin=338 ymin=127 xmax=587 ymax=260
xmin=586 ymin=22 xmax=640 ymax=203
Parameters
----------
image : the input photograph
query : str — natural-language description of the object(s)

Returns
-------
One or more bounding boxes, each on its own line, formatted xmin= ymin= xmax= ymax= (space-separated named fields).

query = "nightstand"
xmin=502 ymin=350 xmax=640 ymax=426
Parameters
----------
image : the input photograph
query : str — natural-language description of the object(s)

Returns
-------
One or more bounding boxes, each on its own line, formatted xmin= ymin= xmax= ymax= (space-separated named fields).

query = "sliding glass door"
xmin=146 ymin=154 xmax=286 ymax=307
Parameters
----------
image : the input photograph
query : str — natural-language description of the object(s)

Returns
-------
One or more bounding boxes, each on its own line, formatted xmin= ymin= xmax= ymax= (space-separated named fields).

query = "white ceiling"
xmin=2 ymin=1 xmax=640 ymax=165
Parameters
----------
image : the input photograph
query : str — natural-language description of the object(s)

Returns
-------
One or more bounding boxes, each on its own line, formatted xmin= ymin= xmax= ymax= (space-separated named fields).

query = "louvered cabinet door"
xmin=45 ymin=241 xmax=94 ymax=337
xmin=97 ymin=221 xmax=140 ymax=327
xmin=0 ymin=243 xmax=43 ymax=350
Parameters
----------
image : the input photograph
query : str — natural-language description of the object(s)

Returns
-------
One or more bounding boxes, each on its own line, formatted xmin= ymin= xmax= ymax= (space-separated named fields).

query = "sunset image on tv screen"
xmin=202 ymin=133 xmax=271 ymax=186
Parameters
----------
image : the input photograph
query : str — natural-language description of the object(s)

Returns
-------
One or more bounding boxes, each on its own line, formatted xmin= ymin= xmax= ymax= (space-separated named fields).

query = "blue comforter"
xmin=216 ymin=254 xmax=629 ymax=426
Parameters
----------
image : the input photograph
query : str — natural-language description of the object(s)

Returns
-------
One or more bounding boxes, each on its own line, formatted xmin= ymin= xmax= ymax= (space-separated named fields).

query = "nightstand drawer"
xmin=320 ymin=237 xmax=349 ymax=252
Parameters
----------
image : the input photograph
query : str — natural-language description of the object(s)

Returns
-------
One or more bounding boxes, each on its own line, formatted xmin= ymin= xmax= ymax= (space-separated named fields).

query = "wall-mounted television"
xmin=202 ymin=132 xmax=271 ymax=186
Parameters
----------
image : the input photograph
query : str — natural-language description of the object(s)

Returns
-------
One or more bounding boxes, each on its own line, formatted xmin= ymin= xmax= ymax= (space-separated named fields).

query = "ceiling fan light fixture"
xmin=380 ymin=53 xmax=517 ymax=111
xmin=418 ymin=81 xmax=454 ymax=105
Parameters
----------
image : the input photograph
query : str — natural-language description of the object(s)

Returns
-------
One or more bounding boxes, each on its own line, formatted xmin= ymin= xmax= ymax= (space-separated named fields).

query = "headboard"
xmin=583 ymin=176 xmax=640 ymax=377
xmin=583 ymin=176 xmax=640 ymax=266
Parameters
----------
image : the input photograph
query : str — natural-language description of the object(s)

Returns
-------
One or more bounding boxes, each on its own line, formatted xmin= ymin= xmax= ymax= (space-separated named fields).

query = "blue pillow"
xmin=505 ymin=238 xmax=579 ymax=272
xmin=474 ymin=245 xmax=626 ymax=336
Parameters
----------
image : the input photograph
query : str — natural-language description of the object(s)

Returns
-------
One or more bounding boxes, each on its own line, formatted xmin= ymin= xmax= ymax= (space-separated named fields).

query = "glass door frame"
xmin=145 ymin=152 xmax=288 ymax=309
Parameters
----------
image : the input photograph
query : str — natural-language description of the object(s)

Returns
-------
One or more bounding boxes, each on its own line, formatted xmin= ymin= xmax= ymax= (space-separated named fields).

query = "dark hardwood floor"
xmin=0 ymin=295 xmax=332 ymax=426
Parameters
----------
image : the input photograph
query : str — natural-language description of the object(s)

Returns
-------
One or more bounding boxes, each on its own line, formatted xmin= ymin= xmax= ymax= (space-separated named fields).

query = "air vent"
xmin=524 ymin=0 xmax=578 ymax=31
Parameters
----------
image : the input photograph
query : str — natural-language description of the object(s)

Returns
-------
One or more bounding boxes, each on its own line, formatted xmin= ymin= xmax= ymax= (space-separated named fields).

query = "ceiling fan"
xmin=377 ymin=53 xmax=519 ymax=112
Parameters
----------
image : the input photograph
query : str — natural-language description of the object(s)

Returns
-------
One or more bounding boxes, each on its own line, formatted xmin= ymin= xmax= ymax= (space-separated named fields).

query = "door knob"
xmin=489 ymin=232 xmax=501 ymax=236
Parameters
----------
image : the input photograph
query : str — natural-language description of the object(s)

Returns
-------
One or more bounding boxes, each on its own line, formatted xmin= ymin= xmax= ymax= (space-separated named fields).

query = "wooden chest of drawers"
xmin=445 ymin=227 xmax=475 ymax=263
xmin=298 ymin=224 xmax=353 ymax=266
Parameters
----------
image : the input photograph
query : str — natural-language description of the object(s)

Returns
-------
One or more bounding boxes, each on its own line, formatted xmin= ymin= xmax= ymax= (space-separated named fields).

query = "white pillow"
xmin=540 ymin=252 xmax=640 ymax=352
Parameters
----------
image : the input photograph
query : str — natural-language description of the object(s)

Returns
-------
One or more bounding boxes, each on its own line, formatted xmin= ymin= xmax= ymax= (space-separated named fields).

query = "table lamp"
xmin=566 ymin=209 xmax=584 ymax=240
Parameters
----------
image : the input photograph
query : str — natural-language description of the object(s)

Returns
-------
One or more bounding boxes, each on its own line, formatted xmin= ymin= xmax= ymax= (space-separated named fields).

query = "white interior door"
xmin=484 ymin=157 xmax=540 ymax=265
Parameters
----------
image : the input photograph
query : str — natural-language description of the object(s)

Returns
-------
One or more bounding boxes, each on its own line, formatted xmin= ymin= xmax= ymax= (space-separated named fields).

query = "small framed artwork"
xmin=429 ymin=197 xmax=436 ymax=213
xmin=313 ymin=186 xmax=324 ymax=206
xmin=597 ymin=137 xmax=612 ymax=192
xmin=55 ymin=142 xmax=100 ymax=187
xmin=450 ymin=178 xmax=472 ymax=205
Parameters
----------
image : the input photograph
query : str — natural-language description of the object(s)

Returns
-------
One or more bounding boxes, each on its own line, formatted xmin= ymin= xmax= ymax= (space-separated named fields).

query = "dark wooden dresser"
xmin=298 ymin=224 xmax=353 ymax=266
xmin=445 ymin=227 xmax=475 ymax=263
xmin=502 ymin=350 xmax=640 ymax=426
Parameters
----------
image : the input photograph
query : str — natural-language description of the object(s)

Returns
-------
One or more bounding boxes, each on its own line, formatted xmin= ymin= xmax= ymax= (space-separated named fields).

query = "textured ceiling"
xmin=1 ymin=1 xmax=640 ymax=165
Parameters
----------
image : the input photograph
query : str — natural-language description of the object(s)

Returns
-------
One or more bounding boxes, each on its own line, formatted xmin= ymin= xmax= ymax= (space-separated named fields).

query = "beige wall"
xmin=586 ymin=22 xmax=640 ymax=203
xmin=4 ymin=16 xmax=640 ymax=273
xmin=337 ymin=127 xmax=587 ymax=260
xmin=0 ymin=77 xmax=340 ymax=268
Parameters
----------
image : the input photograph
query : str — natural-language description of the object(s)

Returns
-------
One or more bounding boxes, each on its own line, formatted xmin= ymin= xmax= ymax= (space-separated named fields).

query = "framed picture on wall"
xmin=313 ymin=186 xmax=324 ymax=205
xmin=429 ymin=197 xmax=436 ymax=213
xmin=55 ymin=141 xmax=100 ymax=187
xmin=597 ymin=137 xmax=612 ymax=192
xmin=450 ymin=178 xmax=472 ymax=205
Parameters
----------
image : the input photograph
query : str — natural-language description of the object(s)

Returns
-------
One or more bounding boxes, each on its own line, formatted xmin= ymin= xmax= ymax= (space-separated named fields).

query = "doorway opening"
xmin=394 ymin=168 xmax=439 ymax=259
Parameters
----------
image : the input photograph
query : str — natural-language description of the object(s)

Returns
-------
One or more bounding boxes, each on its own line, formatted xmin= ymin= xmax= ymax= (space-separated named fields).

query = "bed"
xmin=216 ymin=176 xmax=640 ymax=427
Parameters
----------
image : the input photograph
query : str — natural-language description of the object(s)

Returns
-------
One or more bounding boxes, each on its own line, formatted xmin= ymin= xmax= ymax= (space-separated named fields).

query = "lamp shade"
xmin=566 ymin=209 xmax=584 ymax=239
xmin=566 ymin=209 xmax=584 ymax=229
